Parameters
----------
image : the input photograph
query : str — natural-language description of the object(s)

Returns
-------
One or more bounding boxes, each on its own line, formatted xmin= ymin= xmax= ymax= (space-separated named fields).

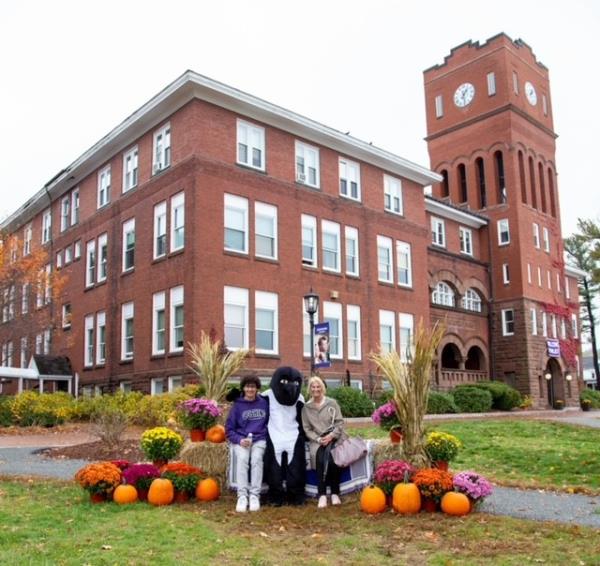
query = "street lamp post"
xmin=303 ymin=289 xmax=319 ymax=377
xmin=544 ymin=372 xmax=553 ymax=408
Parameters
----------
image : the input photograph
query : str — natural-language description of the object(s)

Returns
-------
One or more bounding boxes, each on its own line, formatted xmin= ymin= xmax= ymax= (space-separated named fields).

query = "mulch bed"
xmin=40 ymin=439 xmax=145 ymax=462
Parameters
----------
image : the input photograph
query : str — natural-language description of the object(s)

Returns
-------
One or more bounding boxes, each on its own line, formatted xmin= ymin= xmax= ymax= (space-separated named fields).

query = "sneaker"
xmin=249 ymin=495 xmax=260 ymax=512
xmin=317 ymin=495 xmax=327 ymax=509
xmin=331 ymin=494 xmax=342 ymax=506
xmin=236 ymin=496 xmax=248 ymax=513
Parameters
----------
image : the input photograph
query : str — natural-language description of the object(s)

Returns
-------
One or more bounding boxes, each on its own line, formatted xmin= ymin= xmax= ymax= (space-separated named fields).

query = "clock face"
xmin=525 ymin=81 xmax=537 ymax=106
xmin=454 ymin=83 xmax=475 ymax=108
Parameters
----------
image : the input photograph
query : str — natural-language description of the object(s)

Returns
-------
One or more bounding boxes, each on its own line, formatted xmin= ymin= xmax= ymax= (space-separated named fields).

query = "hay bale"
xmin=180 ymin=441 xmax=229 ymax=488
xmin=371 ymin=439 xmax=407 ymax=469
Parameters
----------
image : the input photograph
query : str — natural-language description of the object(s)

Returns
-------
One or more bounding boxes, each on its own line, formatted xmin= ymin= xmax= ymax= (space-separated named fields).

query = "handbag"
xmin=331 ymin=436 xmax=368 ymax=467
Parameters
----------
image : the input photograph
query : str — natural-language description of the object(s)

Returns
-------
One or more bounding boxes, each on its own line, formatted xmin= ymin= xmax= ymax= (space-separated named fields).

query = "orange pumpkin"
xmin=441 ymin=491 xmax=471 ymax=516
xmin=359 ymin=485 xmax=387 ymax=514
xmin=147 ymin=478 xmax=175 ymax=506
xmin=392 ymin=482 xmax=421 ymax=514
xmin=196 ymin=478 xmax=220 ymax=501
xmin=113 ymin=484 xmax=138 ymax=504
xmin=206 ymin=424 xmax=226 ymax=443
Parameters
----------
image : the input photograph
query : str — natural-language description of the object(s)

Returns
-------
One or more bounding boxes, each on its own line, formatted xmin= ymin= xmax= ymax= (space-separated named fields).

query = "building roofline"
xmin=565 ymin=264 xmax=588 ymax=280
xmin=424 ymin=195 xmax=488 ymax=228
xmin=2 ymin=71 xmax=440 ymax=231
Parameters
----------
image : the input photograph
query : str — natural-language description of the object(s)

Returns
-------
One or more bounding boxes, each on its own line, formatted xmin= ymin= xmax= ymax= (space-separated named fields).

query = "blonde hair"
xmin=308 ymin=375 xmax=326 ymax=396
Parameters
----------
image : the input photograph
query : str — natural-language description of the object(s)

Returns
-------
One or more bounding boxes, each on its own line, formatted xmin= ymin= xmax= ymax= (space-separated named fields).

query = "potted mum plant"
xmin=373 ymin=459 xmax=414 ymax=497
xmin=412 ymin=468 xmax=454 ymax=511
xmin=425 ymin=431 xmax=462 ymax=470
xmin=161 ymin=462 xmax=204 ymax=502
xmin=140 ymin=427 xmax=184 ymax=468
xmin=122 ymin=463 xmax=162 ymax=501
xmin=74 ymin=461 xmax=122 ymax=503
xmin=452 ymin=471 xmax=493 ymax=510
xmin=177 ymin=398 xmax=222 ymax=441
xmin=581 ymin=398 xmax=592 ymax=412
xmin=372 ymin=401 xmax=403 ymax=443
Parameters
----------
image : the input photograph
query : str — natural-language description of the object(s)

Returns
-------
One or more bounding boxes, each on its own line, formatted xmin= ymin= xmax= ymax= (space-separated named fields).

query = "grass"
xmin=1 ymin=478 xmax=600 ymax=565
xmin=351 ymin=419 xmax=600 ymax=493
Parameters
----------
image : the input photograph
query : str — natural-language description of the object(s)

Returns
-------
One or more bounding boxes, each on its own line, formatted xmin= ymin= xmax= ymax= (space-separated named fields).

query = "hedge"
xmin=427 ymin=391 xmax=458 ymax=414
xmin=452 ymin=386 xmax=493 ymax=413
xmin=465 ymin=381 xmax=522 ymax=411
xmin=328 ymin=387 xmax=375 ymax=417
xmin=581 ymin=389 xmax=600 ymax=408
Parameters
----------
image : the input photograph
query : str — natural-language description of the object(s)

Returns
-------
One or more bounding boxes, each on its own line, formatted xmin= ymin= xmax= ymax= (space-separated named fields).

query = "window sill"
xmin=322 ymin=269 xmax=343 ymax=278
xmin=384 ymin=209 xmax=404 ymax=218
xmin=296 ymin=181 xmax=321 ymax=191
xmin=119 ymin=359 xmax=134 ymax=365
xmin=339 ymin=194 xmax=362 ymax=204
xmin=121 ymin=268 xmax=135 ymax=277
xmin=152 ymin=164 xmax=171 ymax=177
xmin=152 ymin=255 xmax=167 ymax=265
xmin=236 ymin=162 xmax=267 ymax=175
xmin=150 ymin=353 xmax=166 ymax=360
xmin=378 ymin=280 xmax=395 ymax=287
xmin=167 ymin=350 xmax=184 ymax=358
xmin=224 ymin=249 xmax=250 ymax=259
xmin=255 ymin=255 xmax=279 ymax=265
xmin=397 ymin=284 xmax=414 ymax=291
xmin=169 ymin=248 xmax=184 ymax=258
xmin=255 ymin=353 xmax=281 ymax=359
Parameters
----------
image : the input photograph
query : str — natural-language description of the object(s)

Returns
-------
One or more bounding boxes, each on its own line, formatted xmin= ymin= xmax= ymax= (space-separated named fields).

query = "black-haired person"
xmin=225 ymin=375 xmax=268 ymax=513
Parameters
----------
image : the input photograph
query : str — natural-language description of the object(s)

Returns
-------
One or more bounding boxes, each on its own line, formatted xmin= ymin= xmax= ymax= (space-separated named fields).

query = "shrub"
xmin=580 ymin=389 xmax=600 ymax=409
xmin=90 ymin=406 xmax=130 ymax=448
xmin=11 ymin=391 xmax=76 ymax=427
xmin=427 ymin=391 xmax=458 ymax=414
xmin=0 ymin=396 xmax=13 ymax=427
xmin=466 ymin=381 xmax=522 ymax=411
xmin=452 ymin=386 xmax=493 ymax=413
xmin=373 ymin=389 xmax=394 ymax=408
xmin=328 ymin=387 xmax=374 ymax=417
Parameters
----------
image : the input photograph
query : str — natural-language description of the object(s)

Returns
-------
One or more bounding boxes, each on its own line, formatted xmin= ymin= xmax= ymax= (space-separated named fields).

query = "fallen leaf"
xmin=101 ymin=545 xmax=112 ymax=550
xmin=259 ymin=532 xmax=269 ymax=538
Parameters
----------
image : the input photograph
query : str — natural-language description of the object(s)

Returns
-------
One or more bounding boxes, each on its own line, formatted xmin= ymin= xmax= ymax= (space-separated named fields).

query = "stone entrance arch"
xmin=465 ymin=346 xmax=485 ymax=371
xmin=441 ymin=343 xmax=462 ymax=369
xmin=544 ymin=358 xmax=564 ymax=408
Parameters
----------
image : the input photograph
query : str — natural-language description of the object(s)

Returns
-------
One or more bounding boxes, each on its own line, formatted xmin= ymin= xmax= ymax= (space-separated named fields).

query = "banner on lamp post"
xmin=314 ymin=322 xmax=331 ymax=369
xmin=547 ymin=339 xmax=560 ymax=358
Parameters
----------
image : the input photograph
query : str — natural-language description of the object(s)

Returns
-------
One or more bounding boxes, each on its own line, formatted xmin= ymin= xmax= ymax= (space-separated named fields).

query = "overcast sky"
xmin=1 ymin=0 xmax=599 ymax=238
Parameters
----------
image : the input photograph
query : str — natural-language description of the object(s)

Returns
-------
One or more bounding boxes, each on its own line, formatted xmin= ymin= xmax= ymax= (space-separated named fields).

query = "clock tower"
xmin=424 ymin=33 xmax=580 ymax=407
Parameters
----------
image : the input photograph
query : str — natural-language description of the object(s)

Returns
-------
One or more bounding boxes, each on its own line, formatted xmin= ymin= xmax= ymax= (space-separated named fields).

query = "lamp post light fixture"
xmin=544 ymin=372 xmax=552 ymax=381
xmin=565 ymin=373 xmax=573 ymax=381
xmin=303 ymin=289 xmax=319 ymax=377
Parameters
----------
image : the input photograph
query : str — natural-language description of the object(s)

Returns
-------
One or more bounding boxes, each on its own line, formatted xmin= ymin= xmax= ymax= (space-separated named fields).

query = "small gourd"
xmin=206 ymin=424 xmax=226 ymax=444
xmin=196 ymin=478 xmax=220 ymax=501
xmin=359 ymin=485 xmax=387 ymax=514
xmin=441 ymin=491 xmax=471 ymax=516
xmin=147 ymin=478 xmax=175 ymax=506
xmin=392 ymin=472 xmax=421 ymax=515
xmin=113 ymin=484 xmax=138 ymax=504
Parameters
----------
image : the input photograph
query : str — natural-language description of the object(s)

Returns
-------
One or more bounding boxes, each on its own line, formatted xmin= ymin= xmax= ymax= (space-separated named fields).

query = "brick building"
xmin=0 ymin=34 xmax=584 ymax=407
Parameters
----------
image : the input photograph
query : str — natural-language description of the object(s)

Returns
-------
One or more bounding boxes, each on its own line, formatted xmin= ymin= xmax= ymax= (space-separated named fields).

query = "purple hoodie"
xmin=225 ymin=395 xmax=269 ymax=445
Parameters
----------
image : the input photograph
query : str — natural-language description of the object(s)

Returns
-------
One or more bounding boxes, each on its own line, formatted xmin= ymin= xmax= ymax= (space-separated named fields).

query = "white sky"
xmin=0 ymin=0 xmax=599 ymax=238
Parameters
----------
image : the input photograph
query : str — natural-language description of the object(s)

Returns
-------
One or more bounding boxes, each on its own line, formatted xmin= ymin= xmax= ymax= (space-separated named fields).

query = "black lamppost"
xmin=303 ymin=289 xmax=319 ymax=376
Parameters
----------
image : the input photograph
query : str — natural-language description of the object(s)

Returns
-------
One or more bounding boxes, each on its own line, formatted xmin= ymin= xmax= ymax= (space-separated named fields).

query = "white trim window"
xmin=497 ymin=219 xmax=510 ymax=246
xmin=224 ymin=286 xmax=249 ymax=350
xmin=74 ymin=240 xmax=81 ymax=260
xmin=339 ymin=158 xmax=361 ymax=201
xmin=295 ymin=141 xmax=319 ymax=187
xmin=152 ymin=291 xmax=166 ymax=355
xmin=462 ymin=288 xmax=482 ymax=312
xmin=97 ymin=233 xmax=108 ymax=282
xmin=384 ymin=175 xmax=403 ymax=215
xmin=122 ymin=219 xmax=135 ymax=272
xmin=85 ymin=240 xmax=96 ymax=287
xmin=168 ymin=376 xmax=183 ymax=392
xmin=547 ymin=270 xmax=552 ymax=290
xmin=170 ymin=286 xmax=184 ymax=353
xmin=42 ymin=209 xmax=52 ymax=244
xmin=542 ymin=227 xmax=550 ymax=253
xmin=56 ymin=251 xmax=62 ymax=269
xmin=302 ymin=299 xmax=319 ymax=356
xmin=255 ymin=291 xmax=278 ymax=354
xmin=459 ymin=227 xmax=473 ymax=256
xmin=556 ymin=273 xmax=561 ymax=293
xmin=527 ymin=263 xmax=532 ymax=285
xmin=346 ymin=305 xmax=361 ymax=360
xmin=502 ymin=309 xmax=515 ymax=336
xmin=487 ymin=72 xmax=496 ymax=96
xmin=20 ymin=337 xmax=28 ymax=369
xmin=62 ymin=303 xmax=71 ymax=329
xmin=97 ymin=166 xmax=111 ymax=208
xmin=435 ymin=95 xmax=443 ymax=118
xmin=21 ymin=283 xmax=29 ymax=314
xmin=561 ymin=318 xmax=567 ymax=340
xmin=96 ymin=311 xmax=106 ymax=365
xmin=565 ymin=277 xmax=571 ymax=299
xmin=123 ymin=146 xmax=139 ymax=192
xmin=71 ymin=188 xmax=80 ymax=225
xmin=35 ymin=334 xmax=43 ymax=356
xmin=537 ymin=266 xmax=542 ymax=287
xmin=151 ymin=378 xmax=165 ymax=396
xmin=153 ymin=123 xmax=171 ymax=173
xmin=323 ymin=301 xmax=343 ymax=359
xmin=43 ymin=264 xmax=51 ymax=305
xmin=513 ymin=71 xmax=519 ymax=94
xmin=431 ymin=217 xmax=445 ymax=247
xmin=60 ymin=196 xmax=70 ymax=232
xmin=43 ymin=329 xmax=50 ymax=355
xmin=399 ymin=313 xmax=414 ymax=362
xmin=533 ymin=223 xmax=540 ymax=248
xmin=84 ymin=314 xmax=94 ymax=367
xmin=23 ymin=224 xmax=32 ymax=255
xmin=237 ymin=120 xmax=265 ymax=170
xmin=542 ymin=312 xmax=548 ymax=337
xmin=432 ymin=281 xmax=455 ymax=307
xmin=154 ymin=201 xmax=167 ymax=259
xmin=171 ymin=192 xmax=185 ymax=252
xmin=345 ymin=226 xmax=359 ymax=277
xmin=255 ymin=202 xmax=278 ymax=260
xmin=224 ymin=194 xmax=248 ymax=254
xmin=301 ymin=214 xmax=317 ymax=268
xmin=377 ymin=235 xmax=393 ymax=283
xmin=321 ymin=220 xmax=341 ymax=273
xmin=502 ymin=263 xmax=510 ymax=285
xmin=571 ymin=314 xmax=578 ymax=339
xmin=120 ymin=381 xmax=132 ymax=393
xmin=379 ymin=309 xmax=396 ymax=354
xmin=121 ymin=302 xmax=134 ymax=360
xmin=551 ymin=314 xmax=557 ymax=338
xmin=531 ymin=308 xmax=537 ymax=335
xmin=542 ymin=94 xmax=548 ymax=116
xmin=396 ymin=241 xmax=412 ymax=287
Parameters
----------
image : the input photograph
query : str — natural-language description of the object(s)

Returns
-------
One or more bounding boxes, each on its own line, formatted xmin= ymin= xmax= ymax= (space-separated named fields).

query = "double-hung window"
xmin=571 ymin=314 xmax=578 ymax=339
xmin=339 ymin=158 xmax=361 ymax=201
xmin=531 ymin=308 xmax=537 ymax=335
xmin=23 ymin=224 xmax=32 ymax=255
xmin=237 ymin=120 xmax=265 ymax=170
xmin=498 ymin=219 xmax=510 ymax=245
xmin=224 ymin=194 xmax=248 ymax=253
xmin=152 ymin=292 xmax=166 ymax=355
xmin=533 ymin=223 xmax=540 ymax=248
xmin=396 ymin=241 xmax=412 ymax=287
xmin=84 ymin=315 xmax=94 ymax=367
xmin=379 ymin=310 xmax=396 ymax=353
xmin=377 ymin=235 xmax=393 ymax=283
xmin=255 ymin=291 xmax=278 ymax=354
xmin=431 ymin=217 xmax=445 ymax=247
xmin=345 ymin=226 xmax=359 ymax=276
xmin=487 ymin=72 xmax=496 ymax=96
xmin=542 ymin=312 xmax=548 ymax=337
xmin=97 ymin=166 xmax=111 ymax=208
xmin=154 ymin=201 xmax=167 ymax=259
xmin=123 ymin=146 xmax=139 ymax=192
xmin=502 ymin=263 xmax=510 ymax=285
xmin=399 ymin=313 xmax=414 ymax=362
xmin=321 ymin=220 xmax=341 ymax=273
xmin=384 ymin=175 xmax=403 ymax=215
xmin=20 ymin=337 xmax=28 ymax=369
xmin=542 ymin=227 xmax=550 ymax=252
xmin=122 ymin=219 xmax=135 ymax=272
xmin=459 ymin=227 xmax=473 ymax=255
xmin=85 ymin=240 xmax=96 ymax=287
xmin=153 ymin=123 xmax=171 ymax=173
xmin=255 ymin=202 xmax=278 ymax=260
xmin=121 ymin=302 xmax=134 ymax=360
xmin=170 ymin=286 xmax=184 ymax=352
xmin=21 ymin=283 xmax=29 ymax=314
xmin=171 ymin=192 xmax=185 ymax=252
xmin=71 ymin=189 xmax=80 ymax=225
xmin=224 ymin=286 xmax=249 ymax=350
xmin=295 ymin=141 xmax=319 ymax=187
xmin=346 ymin=305 xmax=361 ymax=361
xmin=62 ymin=303 xmax=71 ymax=329
xmin=96 ymin=311 xmax=106 ymax=365
xmin=323 ymin=301 xmax=343 ymax=359
xmin=435 ymin=95 xmax=444 ymax=118
xmin=42 ymin=209 xmax=52 ymax=244
xmin=97 ymin=233 xmax=108 ymax=282
xmin=301 ymin=214 xmax=317 ymax=267
xmin=60 ymin=196 xmax=70 ymax=231
xmin=502 ymin=309 xmax=515 ymax=336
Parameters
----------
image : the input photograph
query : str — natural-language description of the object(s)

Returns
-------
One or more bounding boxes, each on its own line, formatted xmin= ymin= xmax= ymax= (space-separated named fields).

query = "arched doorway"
xmin=544 ymin=358 xmax=564 ymax=408
xmin=465 ymin=346 xmax=485 ymax=371
xmin=441 ymin=343 xmax=461 ymax=369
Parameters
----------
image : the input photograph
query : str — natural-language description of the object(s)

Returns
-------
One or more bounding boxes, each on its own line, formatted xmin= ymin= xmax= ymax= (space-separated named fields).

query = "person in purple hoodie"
xmin=225 ymin=375 xmax=269 ymax=513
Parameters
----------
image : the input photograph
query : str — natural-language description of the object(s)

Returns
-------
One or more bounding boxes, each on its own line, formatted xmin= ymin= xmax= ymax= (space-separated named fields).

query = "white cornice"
xmin=565 ymin=264 xmax=588 ymax=280
xmin=424 ymin=197 xmax=488 ymax=228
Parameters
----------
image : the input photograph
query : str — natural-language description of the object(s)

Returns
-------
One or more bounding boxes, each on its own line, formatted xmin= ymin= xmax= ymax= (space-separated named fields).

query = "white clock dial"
xmin=453 ymin=83 xmax=475 ymax=108
xmin=525 ymin=81 xmax=537 ymax=106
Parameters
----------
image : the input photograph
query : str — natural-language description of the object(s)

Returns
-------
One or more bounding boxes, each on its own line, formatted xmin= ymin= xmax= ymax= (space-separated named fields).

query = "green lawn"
xmin=1 ymin=478 xmax=600 ymax=565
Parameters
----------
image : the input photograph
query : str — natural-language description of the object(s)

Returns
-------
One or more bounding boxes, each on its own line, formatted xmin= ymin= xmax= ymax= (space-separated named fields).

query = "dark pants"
xmin=316 ymin=445 xmax=341 ymax=496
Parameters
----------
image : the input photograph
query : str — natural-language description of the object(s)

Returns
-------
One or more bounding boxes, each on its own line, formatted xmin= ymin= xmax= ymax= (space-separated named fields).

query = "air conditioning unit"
xmin=153 ymin=162 xmax=162 ymax=174
xmin=297 ymin=172 xmax=306 ymax=183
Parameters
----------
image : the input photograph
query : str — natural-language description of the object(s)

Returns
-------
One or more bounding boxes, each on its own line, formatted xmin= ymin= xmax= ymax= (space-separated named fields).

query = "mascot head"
xmin=270 ymin=366 xmax=303 ymax=406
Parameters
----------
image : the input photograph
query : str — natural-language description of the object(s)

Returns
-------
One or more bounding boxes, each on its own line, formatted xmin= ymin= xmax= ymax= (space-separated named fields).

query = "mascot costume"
xmin=262 ymin=366 xmax=306 ymax=505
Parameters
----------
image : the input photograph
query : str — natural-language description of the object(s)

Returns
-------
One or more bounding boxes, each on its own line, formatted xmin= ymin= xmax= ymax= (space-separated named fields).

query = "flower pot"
xmin=434 ymin=461 xmax=449 ymax=472
xmin=581 ymin=403 xmax=591 ymax=412
xmin=90 ymin=492 xmax=106 ymax=504
xmin=389 ymin=429 xmax=403 ymax=444
xmin=421 ymin=497 xmax=438 ymax=512
xmin=174 ymin=490 xmax=190 ymax=503
xmin=190 ymin=429 xmax=206 ymax=442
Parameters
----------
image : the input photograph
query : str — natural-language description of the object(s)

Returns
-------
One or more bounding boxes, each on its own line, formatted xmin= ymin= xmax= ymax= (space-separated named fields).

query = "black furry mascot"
xmin=262 ymin=366 xmax=306 ymax=505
